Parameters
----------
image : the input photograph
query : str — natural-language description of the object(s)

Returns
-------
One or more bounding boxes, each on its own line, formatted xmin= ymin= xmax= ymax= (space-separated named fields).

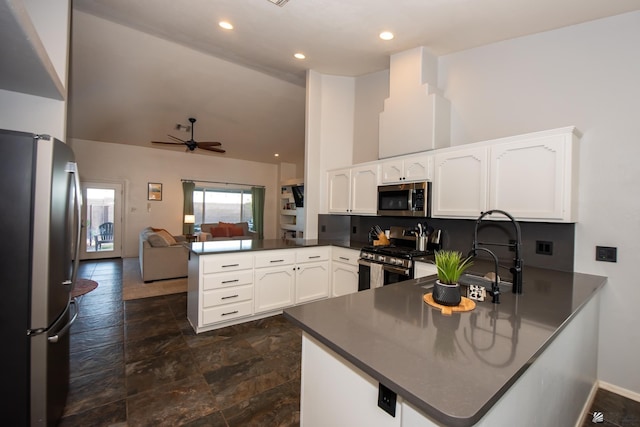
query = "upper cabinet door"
xmin=380 ymin=154 xmax=432 ymax=184
xmin=327 ymin=169 xmax=351 ymax=213
xmin=432 ymin=147 xmax=488 ymax=218
xmin=489 ymin=134 xmax=574 ymax=221
xmin=380 ymin=160 xmax=404 ymax=184
xmin=403 ymin=154 xmax=432 ymax=182
xmin=350 ymin=165 xmax=379 ymax=215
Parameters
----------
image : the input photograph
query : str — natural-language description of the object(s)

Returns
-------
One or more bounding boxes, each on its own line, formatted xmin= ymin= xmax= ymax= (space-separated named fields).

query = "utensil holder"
xmin=416 ymin=235 xmax=427 ymax=251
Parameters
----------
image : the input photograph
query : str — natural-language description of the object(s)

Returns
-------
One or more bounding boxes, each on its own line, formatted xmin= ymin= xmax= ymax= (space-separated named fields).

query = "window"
xmin=193 ymin=188 xmax=253 ymax=230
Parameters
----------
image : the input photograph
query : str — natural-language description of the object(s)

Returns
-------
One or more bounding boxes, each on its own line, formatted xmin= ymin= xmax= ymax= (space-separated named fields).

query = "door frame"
xmin=80 ymin=181 xmax=124 ymax=260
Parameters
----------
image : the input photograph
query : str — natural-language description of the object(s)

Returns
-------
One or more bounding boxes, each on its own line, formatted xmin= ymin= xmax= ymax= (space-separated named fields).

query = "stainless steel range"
xmin=358 ymin=244 xmax=432 ymax=291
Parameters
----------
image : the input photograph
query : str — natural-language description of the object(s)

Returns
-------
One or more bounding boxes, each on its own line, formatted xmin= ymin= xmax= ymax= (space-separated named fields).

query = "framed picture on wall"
xmin=148 ymin=182 xmax=162 ymax=201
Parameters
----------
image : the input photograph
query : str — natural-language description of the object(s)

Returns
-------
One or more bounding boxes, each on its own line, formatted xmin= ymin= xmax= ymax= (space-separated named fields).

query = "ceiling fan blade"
xmin=198 ymin=141 xmax=223 ymax=147
xmin=200 ymin=146 xmax=226 ymax=153
xmin=167 ymin=134 xmax=187 ymax=143
xmin=151 ymin=141 xmax=185 ymax=146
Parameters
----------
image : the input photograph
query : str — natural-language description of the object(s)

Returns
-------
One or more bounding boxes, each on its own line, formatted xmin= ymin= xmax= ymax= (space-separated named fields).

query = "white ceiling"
xmin=68 ymin=0 xmax=640 ymax=165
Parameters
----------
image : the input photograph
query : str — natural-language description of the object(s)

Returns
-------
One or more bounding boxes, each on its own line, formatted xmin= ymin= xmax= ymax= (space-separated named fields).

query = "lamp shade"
xmin=184 ymin=214 xmax=195 ymax=224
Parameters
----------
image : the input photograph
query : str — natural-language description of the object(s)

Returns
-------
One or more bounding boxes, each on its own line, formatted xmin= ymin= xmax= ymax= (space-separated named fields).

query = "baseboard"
xmin=574 ymin=383 xmax=599 ymax=427
xmin=598 ymin=381 xmax=640 ymax=403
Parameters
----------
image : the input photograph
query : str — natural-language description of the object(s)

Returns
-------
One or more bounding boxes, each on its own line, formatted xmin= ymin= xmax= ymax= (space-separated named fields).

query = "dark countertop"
xmin=187 ymin=238 xmax=365 ymax=255
xmin=284 ymin=262 xmax=606 ymax=426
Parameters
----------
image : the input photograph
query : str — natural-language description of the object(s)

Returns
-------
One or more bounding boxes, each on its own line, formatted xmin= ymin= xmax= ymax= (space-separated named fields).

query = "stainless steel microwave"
xmin=377 ymin=181 xmax=431 ymax=217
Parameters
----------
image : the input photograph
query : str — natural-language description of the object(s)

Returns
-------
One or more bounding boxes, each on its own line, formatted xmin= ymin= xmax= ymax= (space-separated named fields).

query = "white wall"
xmin=353 ymin=70 xmax=389 ymax=164
xmin=436 ymin=12 xmax=640 ymax=395
xmin=305 ymin=71 xmax=356 ymax=235
xmin=70 ymin=138 xmax=279 ymax=258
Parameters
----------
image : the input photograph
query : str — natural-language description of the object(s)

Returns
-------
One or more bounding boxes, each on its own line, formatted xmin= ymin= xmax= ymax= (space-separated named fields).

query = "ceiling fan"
xmin=152 ymin=117 xmax=225 ymax=153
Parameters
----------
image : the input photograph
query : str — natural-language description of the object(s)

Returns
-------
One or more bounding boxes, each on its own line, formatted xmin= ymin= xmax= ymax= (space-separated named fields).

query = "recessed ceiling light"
xmin=379 ymin=31 xmax=394 ymax=41
xmin=294 ymin=53 xmax=306 ymax=60
xmin=219 ymin=21 xmax=234 ymax=30
xmin=274 ymin=153 xmax=280 ymax=157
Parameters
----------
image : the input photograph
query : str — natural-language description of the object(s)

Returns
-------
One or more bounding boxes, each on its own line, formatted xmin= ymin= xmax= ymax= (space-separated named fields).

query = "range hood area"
xmin=379 ymin=47 xmax=451 ymax=159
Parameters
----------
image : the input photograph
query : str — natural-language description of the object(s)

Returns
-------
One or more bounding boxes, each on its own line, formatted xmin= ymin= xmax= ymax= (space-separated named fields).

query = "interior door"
xmin=80 ymin=182 xmax=123 ymax=259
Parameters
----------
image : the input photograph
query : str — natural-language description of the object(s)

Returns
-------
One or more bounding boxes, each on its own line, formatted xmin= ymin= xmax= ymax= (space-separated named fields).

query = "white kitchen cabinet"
xmin=328 ymin=164 xmax=379 ymax=215
xmin=381 ymin=154 xmax=432 ymax=184
xmin=331 ymin=247 xmax=360 ymax=297
xmin=432 ymin=127 xmax=579 ymax=222
xmin=254 ymin=250 xmax=296 ymax=313
xmin=413 ymin=261 xmax=438 ymax=279
xmin=327 ymin=168 xmax=351 ymax=213
xmin=432 ymin=146 xmax=488 ymax=218
xmin=489 ymin=130 xmax=579 ymax=222
xmin=295 ymin=247 xmax=330 ymax=304
xmin=188 ymin=252 xmax=255 ymax=333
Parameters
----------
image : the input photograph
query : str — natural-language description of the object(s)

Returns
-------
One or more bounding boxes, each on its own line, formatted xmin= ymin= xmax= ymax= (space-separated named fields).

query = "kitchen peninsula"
xmin=284 ymin=264 xmax=606 ymax=427
xmin=186 ymin=239 xmax=362 ymax=333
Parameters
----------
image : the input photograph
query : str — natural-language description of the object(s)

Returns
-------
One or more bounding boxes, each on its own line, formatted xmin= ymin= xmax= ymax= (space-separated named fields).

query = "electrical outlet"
xmin=596 ymin=246 xmax=617 ymax=262
xmin=536 ymin=241 xmax=553 ymax=256
xmin=378 ymin=383 xmax=397 ymax=417
xmin=508 ymin=239 xmax=516 ymax=252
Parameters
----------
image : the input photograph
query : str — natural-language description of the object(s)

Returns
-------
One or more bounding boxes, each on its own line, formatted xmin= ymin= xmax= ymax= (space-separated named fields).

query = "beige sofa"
xmin=139 ymin=227 xmax=189 ymax=282
xmin=197 ymin=222 xmax=258 ymax=241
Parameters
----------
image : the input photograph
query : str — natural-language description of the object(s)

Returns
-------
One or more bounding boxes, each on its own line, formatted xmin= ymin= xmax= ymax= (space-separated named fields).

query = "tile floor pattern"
xmin=581 ymin=389 xmax=640 ymax=427
xmin=60 ymin=259 xmax=301 ymax=427
xmin=61 ymin=260 xmax=640 ymax=427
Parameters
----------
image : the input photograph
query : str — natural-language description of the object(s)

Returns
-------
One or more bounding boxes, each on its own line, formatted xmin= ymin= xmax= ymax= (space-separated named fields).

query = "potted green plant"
xmin=433 ymin=250 xmax=473 ymax=306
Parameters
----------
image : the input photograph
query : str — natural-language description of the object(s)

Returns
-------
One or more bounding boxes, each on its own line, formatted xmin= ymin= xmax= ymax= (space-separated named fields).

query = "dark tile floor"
xmin=60 ymin=259 xmax=301 ymax=427
xmin=581 ymin=388 xmax=640 ymax=427
xmin=60 ymin=259 xmax=640 ymax=427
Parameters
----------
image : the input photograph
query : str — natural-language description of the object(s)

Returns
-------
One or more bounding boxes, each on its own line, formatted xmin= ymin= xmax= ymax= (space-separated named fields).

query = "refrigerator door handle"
xmin=47 ymin=298 xmax=79 ymax=343
xmin=65 ymin=162 xmax=83 ymax=292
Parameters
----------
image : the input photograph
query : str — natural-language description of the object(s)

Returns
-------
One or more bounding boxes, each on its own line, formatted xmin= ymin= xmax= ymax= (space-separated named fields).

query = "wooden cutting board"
xmin=423 ymin=293 xmax=476 ymax=315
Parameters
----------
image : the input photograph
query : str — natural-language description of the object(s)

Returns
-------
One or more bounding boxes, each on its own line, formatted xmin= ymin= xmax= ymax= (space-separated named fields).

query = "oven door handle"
xmin=358 ymin=259 xmax=410 ymax=276
xmin=358 ymin=259 xmax=372 ymax=267
xmin=382 ymin=264 xmax=411 ymax=275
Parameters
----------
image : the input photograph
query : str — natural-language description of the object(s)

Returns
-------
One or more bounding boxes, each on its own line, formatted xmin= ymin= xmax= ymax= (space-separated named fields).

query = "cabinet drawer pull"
xmin=339 ymin=256 xmax=350 ymax=261
xmin=221 ymin=279 xmax=239 ymax=284
xmin=270 ymin=259 xmax=284 ymax=263
xmin=222 ymin=263 xmax=240 ymax=268
xmin=308 ymin=255 xmax=321 ymax=259
xmin=221 ymin=310 xmax=239 ymax=316
xmin=221 ymin=294 xmax=239 ymax=300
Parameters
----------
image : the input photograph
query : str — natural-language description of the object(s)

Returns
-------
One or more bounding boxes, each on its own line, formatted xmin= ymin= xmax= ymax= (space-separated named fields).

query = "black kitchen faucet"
xmin=470 ymin=210 xmax=524 ymax=297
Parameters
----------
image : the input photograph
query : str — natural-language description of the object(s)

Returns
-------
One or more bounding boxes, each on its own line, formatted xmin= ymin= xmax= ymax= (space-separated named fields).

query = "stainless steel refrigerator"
xmin=0 ymin=129 xmax=82 ymax=426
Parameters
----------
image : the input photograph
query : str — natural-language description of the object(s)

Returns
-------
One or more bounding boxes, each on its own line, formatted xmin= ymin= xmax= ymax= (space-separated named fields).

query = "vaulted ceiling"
xmin=67 ymin=0 xmax=640 ymax=166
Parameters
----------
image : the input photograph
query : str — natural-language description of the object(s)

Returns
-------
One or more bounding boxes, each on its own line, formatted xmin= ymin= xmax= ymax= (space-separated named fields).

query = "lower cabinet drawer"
xmin=202 ymin=300 xmax=253 ymax=325
xmin=203 ymin=270 xmax=253 ymax=290
xmin=203 ymin=285 xmax=253 ymax=308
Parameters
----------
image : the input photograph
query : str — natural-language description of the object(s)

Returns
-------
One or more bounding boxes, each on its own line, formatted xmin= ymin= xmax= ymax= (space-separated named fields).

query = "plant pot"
xmin=432 ymin=280 xmax=462 ymax=306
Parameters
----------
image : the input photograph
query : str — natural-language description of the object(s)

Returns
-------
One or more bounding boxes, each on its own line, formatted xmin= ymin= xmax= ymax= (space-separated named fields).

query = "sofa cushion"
xmin=210 ymin=226 xmax=230 ymax=238
xmin=147 ymin=232 xmax=169 ymax=247
xmin=220 ymin=222 xmax=244 ymax=237
xmin=158 ymin=229 xmax=178 ymax=245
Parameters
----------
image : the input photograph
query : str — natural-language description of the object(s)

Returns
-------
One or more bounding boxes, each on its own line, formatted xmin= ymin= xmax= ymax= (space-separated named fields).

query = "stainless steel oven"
xmin=357 ymin=258 xmax=412 ymax=291
xmin=358 ymin=244 xmax=429 ymax=291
